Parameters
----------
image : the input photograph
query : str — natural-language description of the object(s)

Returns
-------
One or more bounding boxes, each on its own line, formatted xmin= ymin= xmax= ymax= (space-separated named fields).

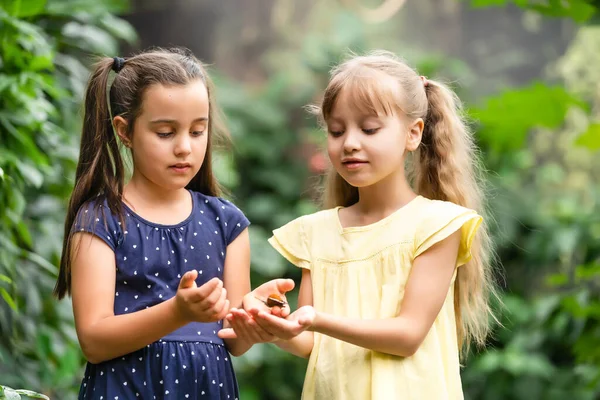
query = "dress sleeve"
xmin=72 ymin=200 xmax=121 ymax=251
xmin=414 ymin=201 xmax=482 ymax=267
xmin=268 ymin=216 xmax=311 ymax=270
xmin=219 ymin=199 xmax=251 ymax=245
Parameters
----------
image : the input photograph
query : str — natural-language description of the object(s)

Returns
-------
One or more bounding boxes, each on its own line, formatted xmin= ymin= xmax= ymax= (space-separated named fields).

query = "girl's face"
xmin=326 ymin=87 xmax=423 ymax=189
xmin=115 ymin=79 xmax=209 ymax=192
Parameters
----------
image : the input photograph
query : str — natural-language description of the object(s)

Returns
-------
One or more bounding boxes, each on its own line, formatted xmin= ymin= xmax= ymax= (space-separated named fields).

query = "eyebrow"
xmin=150 ymin=117 xmax=208 ymax=124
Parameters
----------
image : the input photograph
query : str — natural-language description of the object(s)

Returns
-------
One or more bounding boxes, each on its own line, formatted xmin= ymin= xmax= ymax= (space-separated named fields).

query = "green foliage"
xmin=0 ymin=385 xmax=50 ymax=400
xmin=1 ymin=0 xmax=599 ymax=399
xmin=469 ymin=0 xmax=599 ymax=23
xmin=460 ymin=15 xmax=600 ymax=396
xmin=0 ymin=0 xmax=135 ymax=398
xmin=576 ymin=123 xmax=600 ymax=150
xmin=470 ymin=83 xmax=587 ymax=153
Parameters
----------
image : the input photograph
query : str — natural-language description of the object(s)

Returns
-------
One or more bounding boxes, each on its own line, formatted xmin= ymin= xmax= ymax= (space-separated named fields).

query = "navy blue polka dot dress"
xmin=73 ymin=190 xmax=250 ymax=400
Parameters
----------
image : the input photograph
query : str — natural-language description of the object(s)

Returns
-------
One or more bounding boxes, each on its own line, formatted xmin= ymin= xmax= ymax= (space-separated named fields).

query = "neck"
xmin=355 ymin=169 xmax=417 ymax=216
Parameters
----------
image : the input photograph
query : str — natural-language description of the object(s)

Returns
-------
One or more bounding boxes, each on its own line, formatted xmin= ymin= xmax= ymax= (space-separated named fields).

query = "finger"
xmin=214 ymin=298 xmax=230 ymax=321
xmin=274 ymin=278 xmax=295 ymax=294
xmin=192 ymin=278 xmax=222 ymax=302
xmin=251 ymin=309 xmax=297 ymax=338
xmin=228 ymin=310 xmax=256 ymax=343
xmin=211 ymin=287 xmax=228 ymax=313
xmin=270 ymin=305 xmax=289 ymax=318
xmin=217 ymin=327 xmax=237 ymax=339
xmin=279 ymin=304 xmax=291 ymax=318
xmin=238 ymin=310 xmax=274 ymax=343
xmin=179 ymin=270 xmax=198 ymax=289
xmin=270 ymin=305 xmax=282 ymax=317
xmin=247 ymin=316 xmax=276 ymax=342
xmin=199 ymin=285 xmax=225 ymax=311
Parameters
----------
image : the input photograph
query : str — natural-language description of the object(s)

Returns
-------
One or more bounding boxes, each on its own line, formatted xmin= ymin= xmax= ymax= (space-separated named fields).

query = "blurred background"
xmin=1 ymin=0 xmax=599 ymax=399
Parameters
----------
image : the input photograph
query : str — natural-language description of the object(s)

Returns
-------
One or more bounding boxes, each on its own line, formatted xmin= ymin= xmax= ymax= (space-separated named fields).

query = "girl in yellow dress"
xmin=220 ymin=50 xmax=499 ymax=400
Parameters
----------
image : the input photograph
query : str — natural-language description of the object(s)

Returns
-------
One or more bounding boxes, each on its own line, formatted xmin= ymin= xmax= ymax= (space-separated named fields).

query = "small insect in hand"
xmin=255 ymin=293 xmax=287 ymax=308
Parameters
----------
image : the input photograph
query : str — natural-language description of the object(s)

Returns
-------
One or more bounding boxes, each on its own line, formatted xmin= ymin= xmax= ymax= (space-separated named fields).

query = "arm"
xmin=72 ymin=233 xmax=226 ymax=364
xmin=221 ymin=228 xmax=253 ymax=356
xmin=251 ymin=231 xmax=461 ymax=357
xmin=272 ymin=268 xmax=314 ymax=358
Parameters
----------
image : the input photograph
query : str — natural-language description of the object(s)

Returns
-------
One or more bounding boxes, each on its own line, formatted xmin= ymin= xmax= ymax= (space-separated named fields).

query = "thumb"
xmin=179 ymin=270 xmax=198 ymax=289
xmin=275 ymin=278 xmax=295 ymax=294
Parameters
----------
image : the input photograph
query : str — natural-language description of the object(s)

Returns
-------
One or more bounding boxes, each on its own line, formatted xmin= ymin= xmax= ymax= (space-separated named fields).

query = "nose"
xmin=174 ymin=133 xmax=192 ymax=157
xmin=342 ymin=128 xmax=361 ymax=154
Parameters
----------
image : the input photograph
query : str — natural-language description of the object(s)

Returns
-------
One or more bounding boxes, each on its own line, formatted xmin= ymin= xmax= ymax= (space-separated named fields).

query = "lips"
xmin=169 ymin=163 xmax=192 ymax=172
xmin=341 ymin=158 xmax=368 ymax=170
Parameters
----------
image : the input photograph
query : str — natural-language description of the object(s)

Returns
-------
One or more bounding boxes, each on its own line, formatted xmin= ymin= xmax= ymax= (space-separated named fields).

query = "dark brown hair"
xmin=54 ymin=47 xmax=229 ymax=299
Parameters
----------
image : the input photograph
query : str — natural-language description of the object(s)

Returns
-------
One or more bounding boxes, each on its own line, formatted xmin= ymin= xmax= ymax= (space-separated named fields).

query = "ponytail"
xmin=54 ymin=58 xmax=125 ymax=299
xmin=412 ymin=80 xmax=498 ymax=352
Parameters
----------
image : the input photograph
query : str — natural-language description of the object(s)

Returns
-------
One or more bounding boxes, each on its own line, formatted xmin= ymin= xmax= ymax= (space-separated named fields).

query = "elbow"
xmin=390 ymin=329 xmax=424 ymax=358
xmin=78 ymin=332 xmax=109 ymax=364
xmin=81 ymin=344 xmax=104 ymax=364
xmin=80 ymin=341 xmax=108 ymax=364
xmin=398 ymin=344 xmax=419 ymax=358
xmin=399 ymin=334 xmax=425 ymax=358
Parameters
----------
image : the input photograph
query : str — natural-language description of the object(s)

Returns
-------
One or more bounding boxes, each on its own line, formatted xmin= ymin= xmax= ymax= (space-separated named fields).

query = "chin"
xmin=159 ymin=178 xmax=194 ymax=191
xmin=339 ymin=174 xmax=376 ymax=189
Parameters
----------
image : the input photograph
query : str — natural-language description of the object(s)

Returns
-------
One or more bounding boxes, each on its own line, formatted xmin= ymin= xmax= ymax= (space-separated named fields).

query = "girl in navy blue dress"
xmin=54 ymin=48 xmax=294 ymax=399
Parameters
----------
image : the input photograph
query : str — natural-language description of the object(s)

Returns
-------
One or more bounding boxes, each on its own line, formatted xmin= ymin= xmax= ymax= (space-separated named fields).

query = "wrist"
xmin=310 ymin=310 xmax=323 ymax=332
xmin=169 ymin=297 xmax=190 ymax=324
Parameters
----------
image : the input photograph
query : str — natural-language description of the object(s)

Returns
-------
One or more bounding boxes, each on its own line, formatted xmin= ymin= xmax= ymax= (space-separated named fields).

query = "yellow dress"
xmin=268 ymin=196 xmax=482 ymax=400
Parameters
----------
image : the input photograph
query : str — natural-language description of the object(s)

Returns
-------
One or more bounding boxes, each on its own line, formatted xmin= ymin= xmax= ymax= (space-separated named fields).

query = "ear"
xmin=113 ymin=116 xmax=131 ymax=148
xmin=406 ymin=117 xmax=424 ymax=152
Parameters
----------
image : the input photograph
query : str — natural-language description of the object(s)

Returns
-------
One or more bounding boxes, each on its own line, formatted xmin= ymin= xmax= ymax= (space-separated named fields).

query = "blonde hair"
xmin=317 ymin=50 xmax=498 ymax=354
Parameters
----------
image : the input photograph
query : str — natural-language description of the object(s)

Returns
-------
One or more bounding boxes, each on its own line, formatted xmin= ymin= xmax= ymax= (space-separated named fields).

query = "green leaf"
xmin=0 ymin=274 xmax=13 ymax=284
xmin=575 ymin=123 xmax=600 ymax=150
xmin=16 ymin=161 xmax=44 ymax=188
xmin=16 ymin=221 xmax=33 ymax=249
xmin=0 ymin=287 xmax=17 ymax=311
xmin=61 ymin=21 xmax=118 ymax=55
xmin=471 ymin=82 xmax=586 ymax=152
xmin=469 ymin=0 xmax=597 ymax=23
xmin=98 ymin=13 xmax=137 ymax=44
xmin=0 ymin=385 xmax=22 ymax=399
xmin=13 ymin=390 xmax=49 ymax=400
xmin=11 ymin=0 xmax=47 ymax=18
xmin=22 ymin=250 xmax=58 ymax=275
xmin=546 ymin=272 xmax=568 ymax=287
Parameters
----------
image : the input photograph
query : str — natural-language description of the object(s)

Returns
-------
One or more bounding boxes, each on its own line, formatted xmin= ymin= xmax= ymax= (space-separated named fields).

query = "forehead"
xmin=325 ymin=71 xmax=401 ymax=122
xmin=141 ymin=79 xmax=209 ymax=118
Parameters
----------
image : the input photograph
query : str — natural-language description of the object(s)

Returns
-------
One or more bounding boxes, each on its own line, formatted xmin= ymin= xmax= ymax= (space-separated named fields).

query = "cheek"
xmin=326 ymin=138 xmax=339 ymax=160
xmin=193 ymin=135 xmax=208 ymax=156
xmin=132 ymin=136 xmax=165 ymax=163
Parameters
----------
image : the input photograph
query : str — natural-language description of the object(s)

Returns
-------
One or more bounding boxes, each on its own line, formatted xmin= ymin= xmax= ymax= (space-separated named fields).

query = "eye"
xmin=157 ymin=132 xmax=174 ymax=138
xmin=328 ymin=129 xmax=344 ymax=138
xmin=191 ymin=130 xmax=205 ymax=137
xmin=363 ymin=128 xmax=380 ymax=135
